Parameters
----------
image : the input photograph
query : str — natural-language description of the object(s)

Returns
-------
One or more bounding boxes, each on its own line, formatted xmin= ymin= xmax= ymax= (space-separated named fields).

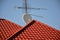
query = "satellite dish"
xmin=23 ymin=13 xmax=32 ymax=23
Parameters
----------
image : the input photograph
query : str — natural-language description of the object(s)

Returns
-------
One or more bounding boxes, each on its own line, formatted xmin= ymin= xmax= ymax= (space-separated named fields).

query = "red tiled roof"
xmin=0 ymin=19 xmax=22 ymax=40
xmin=8 ymin=20 xmax=60 ymax=40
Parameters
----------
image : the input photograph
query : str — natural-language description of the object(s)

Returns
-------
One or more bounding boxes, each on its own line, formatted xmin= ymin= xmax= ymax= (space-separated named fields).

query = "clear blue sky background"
xmin=0 ymin=0 xmax=60 ymax=30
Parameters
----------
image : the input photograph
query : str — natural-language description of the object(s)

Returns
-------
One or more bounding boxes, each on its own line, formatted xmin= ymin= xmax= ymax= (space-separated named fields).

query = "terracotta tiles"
xmin=0 ymin=19 xmax=60 ymax=40
xmin=8 ymin=20 xmax=60 ymax=40
xmin=0 ymin=19 xmax=22 ymax=40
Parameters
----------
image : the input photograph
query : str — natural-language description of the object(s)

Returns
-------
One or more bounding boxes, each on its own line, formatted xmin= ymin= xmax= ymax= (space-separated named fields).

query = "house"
xmin=0 ymin=18 xmax=60 ymax=40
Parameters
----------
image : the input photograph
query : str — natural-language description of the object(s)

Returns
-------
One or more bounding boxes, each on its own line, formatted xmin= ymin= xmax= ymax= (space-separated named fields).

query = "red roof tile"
xmin=8 ymin=20 xmax=60 ymax=40
xmin=0 ymin=19 xmax=22 ymax=40
xmin=0 ymin=19 xmax=60 ymax=40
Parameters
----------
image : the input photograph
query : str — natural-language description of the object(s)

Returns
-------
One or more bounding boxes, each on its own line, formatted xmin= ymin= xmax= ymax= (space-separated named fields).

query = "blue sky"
xmin=0 ymin=0 xmax=60 ymax=30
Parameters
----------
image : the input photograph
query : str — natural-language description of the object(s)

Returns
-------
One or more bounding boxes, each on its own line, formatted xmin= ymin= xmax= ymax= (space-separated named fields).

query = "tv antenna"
xmin=16 ymin=0 xmax=47 ymax=23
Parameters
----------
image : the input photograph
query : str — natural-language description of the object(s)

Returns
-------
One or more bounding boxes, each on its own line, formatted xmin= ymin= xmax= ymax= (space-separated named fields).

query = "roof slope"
xmin=8 ymin=20 xmax=60 ymax=40
xmin=0 ymin=19 xmax=22 ymax=40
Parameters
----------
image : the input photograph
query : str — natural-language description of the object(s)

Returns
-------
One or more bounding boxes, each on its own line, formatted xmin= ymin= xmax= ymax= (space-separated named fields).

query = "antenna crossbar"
xmin=17 ymin=7 xmax=47 ymax=10
xmin=17 ymin=0 xmax=47 ymax=13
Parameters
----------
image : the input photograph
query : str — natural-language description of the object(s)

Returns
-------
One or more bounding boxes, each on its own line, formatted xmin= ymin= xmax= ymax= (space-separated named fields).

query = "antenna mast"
xmin=17 ymin=0 xmax=47 ymax=23
xmin=24 ymin=0 xmax=28 ymax=13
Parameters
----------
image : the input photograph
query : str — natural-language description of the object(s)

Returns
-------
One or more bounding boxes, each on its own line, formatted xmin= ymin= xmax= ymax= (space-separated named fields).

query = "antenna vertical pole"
xmin=24 ymin=0 xmax=28 ymax=14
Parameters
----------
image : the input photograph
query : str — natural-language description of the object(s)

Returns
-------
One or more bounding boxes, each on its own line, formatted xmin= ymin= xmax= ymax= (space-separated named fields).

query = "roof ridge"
xmin=8 ymin=20 xmax=36 ymax=40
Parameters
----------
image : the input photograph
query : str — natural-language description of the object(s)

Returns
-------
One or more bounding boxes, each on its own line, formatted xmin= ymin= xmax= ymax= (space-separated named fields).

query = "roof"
xmin=0 ymin=19 xmax=22 ymax=40
xmin=8 ymin=20 xmax=60 ymax=40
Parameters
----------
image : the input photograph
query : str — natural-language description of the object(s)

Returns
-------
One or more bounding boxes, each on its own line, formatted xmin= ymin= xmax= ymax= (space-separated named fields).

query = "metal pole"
xmin=24 ymin=0 xmax=28 ymax=13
